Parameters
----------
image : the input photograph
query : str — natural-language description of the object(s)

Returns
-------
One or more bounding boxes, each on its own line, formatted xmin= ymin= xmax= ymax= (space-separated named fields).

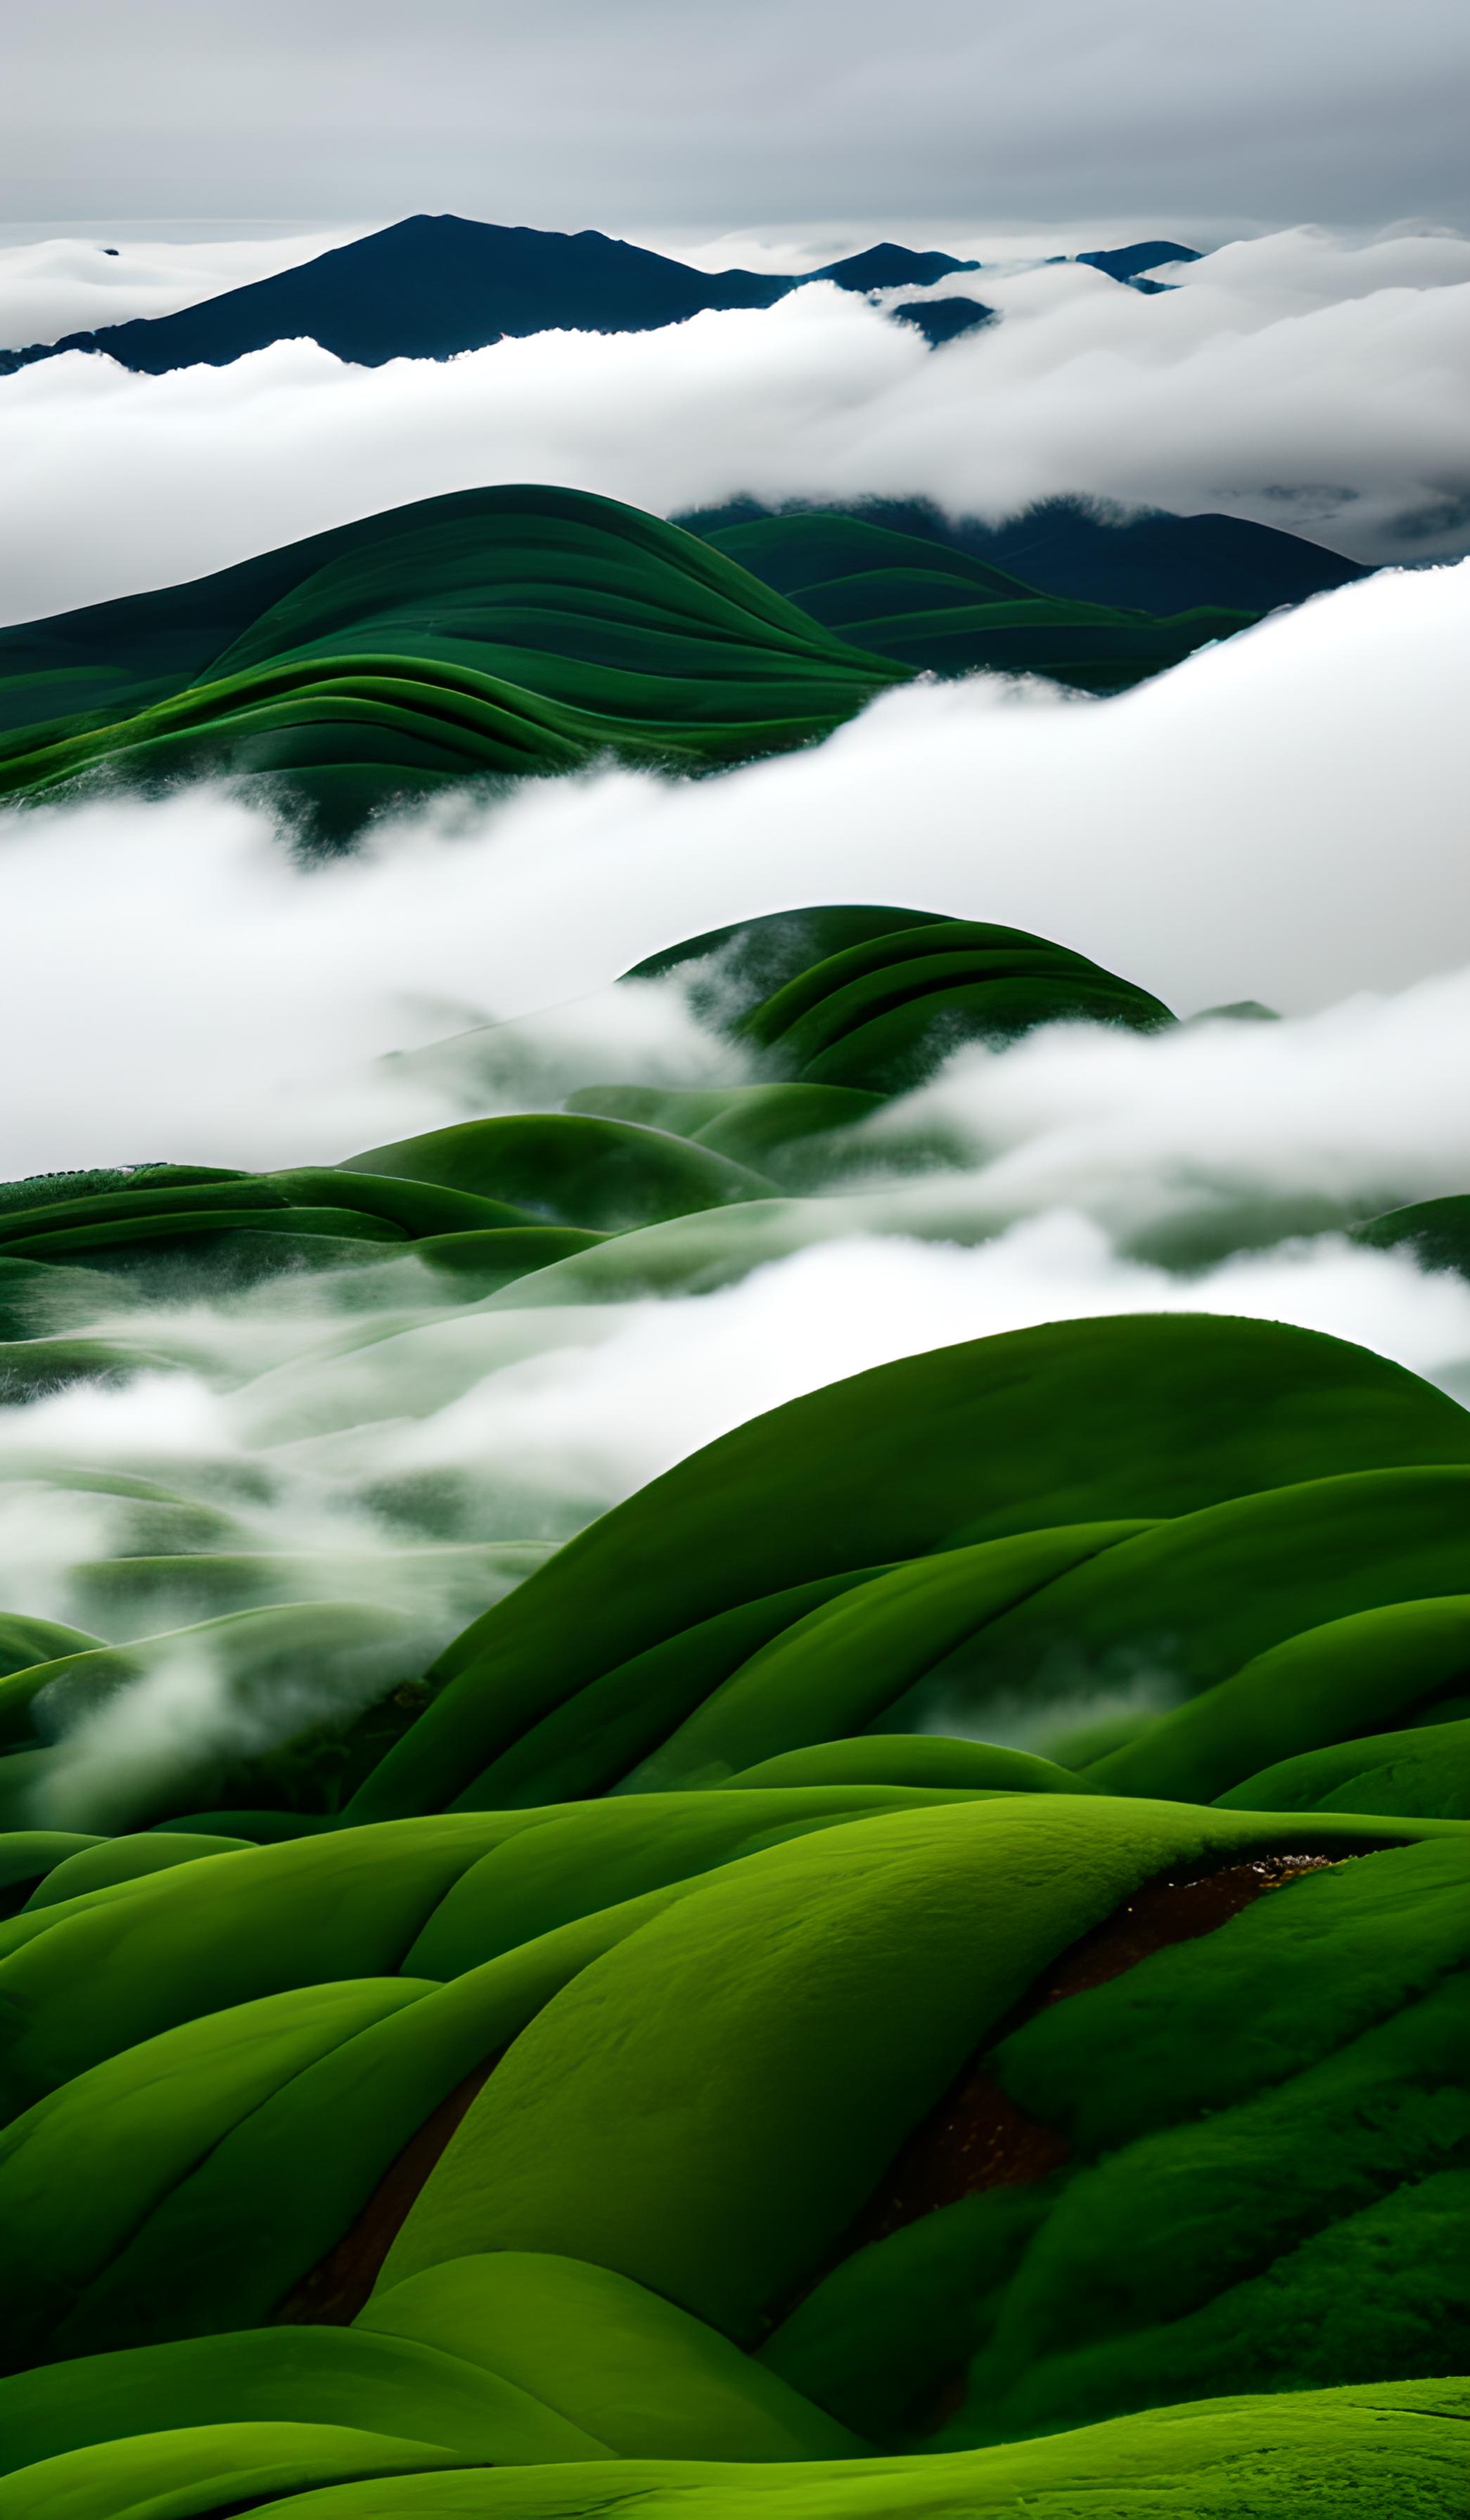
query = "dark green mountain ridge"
xmin=678 ymin=493 xmax=1369 ymax=618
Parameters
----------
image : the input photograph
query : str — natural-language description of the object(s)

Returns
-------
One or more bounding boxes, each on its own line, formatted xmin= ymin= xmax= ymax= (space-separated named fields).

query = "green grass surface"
xmin=0 ymin=899 xmax=1464 ymax=2512
xmin=0 ymin=488 xmax=905 ymax=833
xmin=0 ymin=488 xmax=1263 ymax=835
xmin=698 ymin=508 xmax=1258 ymax=687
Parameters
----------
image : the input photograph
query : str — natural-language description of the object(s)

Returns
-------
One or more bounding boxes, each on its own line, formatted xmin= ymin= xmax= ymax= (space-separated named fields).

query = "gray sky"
xmin=7 ymin=0 xmax=1470 ymax=236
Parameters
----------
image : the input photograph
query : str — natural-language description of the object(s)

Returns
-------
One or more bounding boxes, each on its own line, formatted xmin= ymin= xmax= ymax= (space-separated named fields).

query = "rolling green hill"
xmin=0 ymin=899 xmax=1465 ymax=2515
xmin=0 ymin=487 xmax=908 ymax=835
xmin=693 ymin=508 xmax=1258 ymax=684
xmin=0 ymin=484 xmax=1266 ymax=835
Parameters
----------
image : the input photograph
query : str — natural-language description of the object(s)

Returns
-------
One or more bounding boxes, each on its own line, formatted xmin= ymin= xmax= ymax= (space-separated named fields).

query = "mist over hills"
xmin=1 ymin=165 xmax=1466 ymax=2520
xmin=0 ymin=214 xmax=1194 ymax=374
xmin=0 ymin=481 xmax=1340 ymax=835
xmin=0 ymin=872 xmax=1466 ymax=2504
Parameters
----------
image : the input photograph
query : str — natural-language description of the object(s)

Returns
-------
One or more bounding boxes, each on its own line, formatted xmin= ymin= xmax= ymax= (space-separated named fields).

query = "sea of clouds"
xmin=0 ymin=553 xmax=1467 ymax=1721
xmin=1 ymin=223 xmax=1469 ymax=626
xmin=1 ymin=218 xmax=1465 ymax=1813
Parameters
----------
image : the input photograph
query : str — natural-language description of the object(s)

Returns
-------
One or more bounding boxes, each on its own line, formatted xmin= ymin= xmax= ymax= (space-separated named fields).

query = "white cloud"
xmin=5 ymin=1205 xmax=1468 ymax=1676
xmin=857 ymin=965 xmax=1470 ymax=1243
xmin=2 ymin=634 xmax=1467 ymax=1785
xmin=363 ymin=1219 xmax=1470 ymax=1510
xmin=2 ymin=225 xmax=1468 ymax=629
xmin=17 ymin=1194 xmax=1469 ymax=1824
xmin=1156 ymin=225 xmax=1470 ymax=308
xmin=0 ymin=558 xmax=1464 ymax=1182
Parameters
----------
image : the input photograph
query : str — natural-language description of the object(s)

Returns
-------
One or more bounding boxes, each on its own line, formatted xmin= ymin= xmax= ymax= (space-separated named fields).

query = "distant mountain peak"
xmin=890 ymin=296 xmax=997 ymax=348
xmin=1 ymin=217 xmax=989 ymax=377
xmin=807 ymin=243 xmax=983 ymax=292
xmin=1076 ymin=240 xmax=1201 ymax=289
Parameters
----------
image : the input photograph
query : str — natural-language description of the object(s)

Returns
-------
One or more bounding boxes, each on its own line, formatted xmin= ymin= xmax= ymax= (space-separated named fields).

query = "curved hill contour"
xmin=693 ymin=509 xmax=1256 ymax=683
xmin=0 ymin=896 xmax=1466 ymax=2511
xmin=678 ymin=494 xmax=1369 ymax=618
xmin=0 ymin=487 xmax=1270 ymax=830
xmin=0 ymin=486 xmax=907 ymax=832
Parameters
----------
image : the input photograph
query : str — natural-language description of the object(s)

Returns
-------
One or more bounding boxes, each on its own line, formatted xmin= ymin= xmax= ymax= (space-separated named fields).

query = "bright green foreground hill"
xmin=0 ymin=903 xmax=1466 ymax=2514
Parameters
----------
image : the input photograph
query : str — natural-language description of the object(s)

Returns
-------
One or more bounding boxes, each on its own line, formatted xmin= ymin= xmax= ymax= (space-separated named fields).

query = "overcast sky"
xmin=6 ymin=0 xmax=1470 ymax=238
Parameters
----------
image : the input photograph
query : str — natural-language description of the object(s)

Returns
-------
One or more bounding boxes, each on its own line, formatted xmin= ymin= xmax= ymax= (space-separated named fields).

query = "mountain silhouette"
xmin=1077 ymin=240 xmax=1200 ymax=285
xmin=0 ymin=217 xmax=981 ymax=375
xmin=804 ymin=244 xmax=979 ymax=292
xmin=890 ymin=295 xmax=997 ymax=347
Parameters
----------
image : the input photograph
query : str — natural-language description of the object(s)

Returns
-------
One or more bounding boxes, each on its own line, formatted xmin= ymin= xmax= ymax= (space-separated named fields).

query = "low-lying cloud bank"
xmin=0 ymin=553 xmax=1462 ymax=1183
xmin=2 ymin=224 xmax=1467 ymax=623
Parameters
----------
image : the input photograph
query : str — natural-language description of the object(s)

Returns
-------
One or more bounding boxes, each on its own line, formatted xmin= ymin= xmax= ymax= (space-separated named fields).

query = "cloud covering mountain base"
xmin=2 ymin=224 xmax=1467 ymax=626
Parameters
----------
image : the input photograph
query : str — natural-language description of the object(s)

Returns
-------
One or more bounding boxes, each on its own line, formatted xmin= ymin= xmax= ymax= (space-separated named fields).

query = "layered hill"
xmin=0 ymin=900 xmax=1466 ymax=2514
xmin=0 ymin=486 xmax=908 ymax=833
xmin=679 ymin=494 xmax=1370 ymax=619
xmin=691 ymin=508 xmax=1258 ymax=683
xmin=0 ymin=484 xmax=1274 ymax=830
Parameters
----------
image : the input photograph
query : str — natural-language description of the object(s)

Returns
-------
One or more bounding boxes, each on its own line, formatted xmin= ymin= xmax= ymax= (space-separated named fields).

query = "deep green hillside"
xmin=0 ymin=484 xmax=1273 ymax=833
xmin=694 ymin=509 xmax=1258 ymax=684
xmin=0 ymin=900 xmax=1465 ymax=2515
xmin=0 ymin=487 xmax=908 ymax=833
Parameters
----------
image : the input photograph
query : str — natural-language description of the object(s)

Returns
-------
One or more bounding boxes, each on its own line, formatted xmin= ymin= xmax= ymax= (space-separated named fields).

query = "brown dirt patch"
xmin=272 ymin=2057 xmax=497 ymax=2326
xmin=833 ymin=1841 xmax=1374 ymax=2261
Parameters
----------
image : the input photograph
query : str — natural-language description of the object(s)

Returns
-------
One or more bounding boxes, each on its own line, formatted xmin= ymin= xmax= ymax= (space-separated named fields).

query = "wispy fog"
xmin=3 ymin=1176 xmax=1467 ymax=1682
xmin=854 ymin=966 xmax=1470 ymax=1248
xmin=6 ymin=926 xmax=1467 ymax=1813
xmin=0 ymin=475 xmax=1463 ymax=1820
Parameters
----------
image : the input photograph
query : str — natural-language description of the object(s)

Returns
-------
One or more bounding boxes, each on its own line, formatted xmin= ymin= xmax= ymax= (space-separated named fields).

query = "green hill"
xmin=0 ymin=901 xmax=1466 ymax=2514
xmin=0 ymin=487 xmax=906 ymax=835
xmin=0 ymin=486 xmax=1264 ymax=835
xmin=694 ymin=508 xmax=1258 ymax=685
